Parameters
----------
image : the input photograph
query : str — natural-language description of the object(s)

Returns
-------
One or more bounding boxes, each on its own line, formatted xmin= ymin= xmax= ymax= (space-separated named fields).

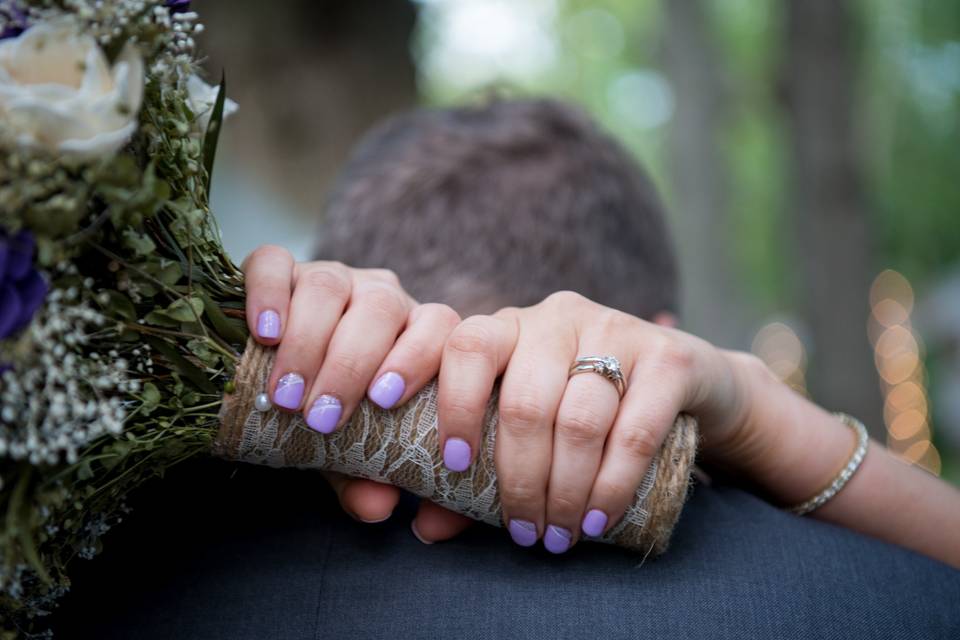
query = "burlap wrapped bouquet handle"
xmin=215 ymin=339 xmax=698 ymax=556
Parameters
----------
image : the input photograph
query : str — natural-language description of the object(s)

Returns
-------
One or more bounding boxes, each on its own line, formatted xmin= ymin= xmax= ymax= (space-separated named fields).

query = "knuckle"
xmin=440 ymin=394 xmax=485 ymax=427
xmin=446 ymin=318 xmax=495 ymax=359
xmin=300 ymin=266 xmax=351 ymax=300
xmin=615 ymin=425 xmax=661 ymax=461
xmin=499 ymin=391 xmax=548 ymax=436
xmin=557 ymin=405 xmax=608 ymax=445
xmin=666 ymin=341 xmax=696 ymax=371
xmin=325 ymin=351 xmax=367 ymax=387
xmin=247 ymin=244 xmax=291 ymax=267
xmin=548 ymin=493 xmax=583 ymax=519
xmin=544 ymin=290 xmax=588 ymax=308
xmin=602 ymin=308 xmax=638 ymax=333
xmin=324 ymin=261 xmax=353 ymax=283
xmin=368 ymin=268 xmax=401 ymax=286
xmin=592 ymin=478 xmax=635 ymax=505
xmin=652 ymin=336 xmax=695 ymax=374
xmin=499 ymin=478 xmax=543 ymax=508
xmin=391 ymin=338 xmax=433 ymax=368
xmin=732 ymin=351 xmax=775 ymax=379
xmin=357 ymin=282 xmax=407 ymax=321
xmin=315 ymin=260 xmax=349 ymax=274
xmin=417 ymin=302 xmax=461 ymax=327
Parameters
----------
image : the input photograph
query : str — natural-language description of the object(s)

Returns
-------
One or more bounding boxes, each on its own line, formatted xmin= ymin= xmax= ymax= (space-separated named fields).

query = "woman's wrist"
xmin=699 ymin=352 xmax=960 ymax=569
xmin=705 ymin=350 xmax=858 ymax=507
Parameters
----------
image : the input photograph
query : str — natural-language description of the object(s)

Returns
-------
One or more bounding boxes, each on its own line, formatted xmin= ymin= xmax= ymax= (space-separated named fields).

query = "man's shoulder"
xmin=53 ymin=464 xmax=960 ymax=639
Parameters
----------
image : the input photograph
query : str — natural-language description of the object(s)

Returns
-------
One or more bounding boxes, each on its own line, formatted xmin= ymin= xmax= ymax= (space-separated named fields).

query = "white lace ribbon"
xmin=233 ymin=380 xmax=657 ymax=543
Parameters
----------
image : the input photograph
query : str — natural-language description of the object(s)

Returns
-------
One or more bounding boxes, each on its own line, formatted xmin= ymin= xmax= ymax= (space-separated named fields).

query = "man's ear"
xmin=652 ymin=311 xmax=678 ymax=328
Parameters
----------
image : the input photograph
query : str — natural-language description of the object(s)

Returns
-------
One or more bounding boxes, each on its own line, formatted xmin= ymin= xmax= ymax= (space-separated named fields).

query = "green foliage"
xmin=416 ymin=0 xmax=960 ymax=303
xmin=858 ymin=0 xmax=960 ymax=286
xmin=202 ymin=73 xmax=228 ymax=191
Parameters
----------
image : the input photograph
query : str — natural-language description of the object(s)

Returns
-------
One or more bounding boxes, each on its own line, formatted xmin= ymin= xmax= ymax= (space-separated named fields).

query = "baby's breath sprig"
xmin=0 ymin=284 xmax=130 ymax=466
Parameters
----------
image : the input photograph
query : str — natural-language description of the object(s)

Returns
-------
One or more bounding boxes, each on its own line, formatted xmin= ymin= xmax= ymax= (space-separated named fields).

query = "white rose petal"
xmin=0 ymin=18 xmax=144 ymax=158
xmin=185 ymin=73 xmax=238 ymax=134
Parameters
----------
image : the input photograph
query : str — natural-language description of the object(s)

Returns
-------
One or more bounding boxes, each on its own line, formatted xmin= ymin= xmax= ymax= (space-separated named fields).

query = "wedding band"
xmin=569 ymin=355 xmax=626 ymax=399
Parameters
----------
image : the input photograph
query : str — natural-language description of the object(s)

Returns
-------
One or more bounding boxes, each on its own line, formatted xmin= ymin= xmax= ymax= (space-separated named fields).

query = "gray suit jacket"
xmin=53 ymin=459 xmax=960 ymax=639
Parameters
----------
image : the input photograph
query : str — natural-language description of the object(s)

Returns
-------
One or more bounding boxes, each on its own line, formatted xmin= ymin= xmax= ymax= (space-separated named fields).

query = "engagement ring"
xmin=569 ymin=355 xmax=626 ymax=398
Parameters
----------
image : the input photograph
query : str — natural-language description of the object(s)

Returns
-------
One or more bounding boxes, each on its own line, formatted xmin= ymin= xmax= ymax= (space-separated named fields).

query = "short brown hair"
xmin=316 ymin=98 xmax=678 ymax=319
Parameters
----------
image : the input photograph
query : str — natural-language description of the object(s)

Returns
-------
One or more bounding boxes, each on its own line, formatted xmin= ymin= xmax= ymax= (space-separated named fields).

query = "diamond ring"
xmin=568 ymin=355 xmax=626 ymax=398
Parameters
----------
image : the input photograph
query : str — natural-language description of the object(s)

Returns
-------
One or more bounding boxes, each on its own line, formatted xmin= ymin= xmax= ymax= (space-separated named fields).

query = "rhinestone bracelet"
xmin=787 ymin=413 xmax=869 ymax=516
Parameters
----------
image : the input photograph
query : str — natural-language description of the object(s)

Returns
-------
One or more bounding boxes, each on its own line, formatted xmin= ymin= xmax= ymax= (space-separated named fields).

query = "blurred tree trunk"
xmin=781 ymin=1 xmax=884 ymax=435
xmin=197 ymin=0 xmax=418 ymax=219
xmin=663 ymin=0 xmax=750 ymax=348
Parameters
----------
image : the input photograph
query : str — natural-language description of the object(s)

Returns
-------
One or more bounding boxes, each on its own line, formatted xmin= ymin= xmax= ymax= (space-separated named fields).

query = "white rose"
xmin=186 ymin=73 xmax=238 ymax=134
xmin=0 ymin=18 xmax=143 ymax=158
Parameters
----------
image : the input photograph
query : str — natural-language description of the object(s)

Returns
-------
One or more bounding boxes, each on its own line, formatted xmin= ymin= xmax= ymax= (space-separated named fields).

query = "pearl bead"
xmin=254 ymin=392 xmax=272 ymax=412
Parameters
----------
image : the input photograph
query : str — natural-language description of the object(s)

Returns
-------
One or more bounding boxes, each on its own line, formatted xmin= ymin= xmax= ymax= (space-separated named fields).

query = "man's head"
xmin=315 ymin=98 xmax=678 ymax=321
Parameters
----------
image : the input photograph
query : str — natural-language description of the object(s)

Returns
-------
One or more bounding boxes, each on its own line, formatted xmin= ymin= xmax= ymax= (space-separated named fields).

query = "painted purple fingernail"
xmin=273 ymin=372 xmax=304 ymax=410
xmin=543 ymin=525 xmax=572 ymax=554
xmin=257 ymin=309 xmax=280 ymax=339
xmin=581 ymin=509 xmax=608 ymax=537
xmin=443 ymin=437 xmax=472 ymax=472
xmin=305 ymin=395 xmax=341 ymax=434
xmin=368 ymin=371 xmax=405 ymax=409
xmin=508 ymin=519 xmax=538 ymax=547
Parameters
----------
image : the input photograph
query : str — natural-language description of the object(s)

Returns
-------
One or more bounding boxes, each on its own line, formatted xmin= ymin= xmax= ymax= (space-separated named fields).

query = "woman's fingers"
xmin=582 ymin=345 xmax=692 ymax=538
xmin=268 ymin=262 xmax=353 ymax=411
xmin=303 ymin=279 xmax=410 ymax=432
xmin=543 ymin=349 xmax=624 ymax=553
xmin=495 ymin=325 xmax=574 ymax=547
xmin=243 ymin=245 xmax=295 ymax=345
xmin=437 ymin=315 xmax=518 ymax=472
xmin=356 ymin=267 xmax=418 ymax=308
xmin=324 ymin=472 xmax=402 ymax=523
xmin=410 ymin=500 xmax=474 ymax=544
xmin=367 ymin=303 xmax=461 ymax=410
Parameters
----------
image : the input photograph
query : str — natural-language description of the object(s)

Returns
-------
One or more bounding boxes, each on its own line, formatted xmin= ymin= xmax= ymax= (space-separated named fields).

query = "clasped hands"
xmin=243 ymin=246 xmax=781 ymax=553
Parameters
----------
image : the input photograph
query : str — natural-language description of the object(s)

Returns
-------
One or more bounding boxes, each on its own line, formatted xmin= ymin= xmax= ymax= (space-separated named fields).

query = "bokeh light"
xmin=869 ymin=269 xmax=941 ymax=475
xmin=607 ymin=70 xmax=675 ymax=130
xmin=871 ymin=297 xmax=911 ymax=328
xmin=751 ymin=321 xmax=807 ymax=395
xmin=870 ymin=269 xmax=915 ymax=313
xmin=901 ymin=439 xmax=943 ymax=476
xmin=415 ymin=0 xmax=558 ymax=92
xmin=563 ymin=8 xmax=624 ymax=61
xmin=884 ymin=380 xmax=928 ymax=424
xmin=888 ymin=409 xmax=929 ymax=441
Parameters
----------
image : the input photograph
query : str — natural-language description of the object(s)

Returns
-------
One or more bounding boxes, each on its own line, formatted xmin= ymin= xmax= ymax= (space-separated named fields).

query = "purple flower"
xmin=0 ymin=1 xmax=27 ymax=40
xmin=0 ymin=229 xmax=47 ymax=340
xmin=164 ymin=0 xmax=191 ymax=14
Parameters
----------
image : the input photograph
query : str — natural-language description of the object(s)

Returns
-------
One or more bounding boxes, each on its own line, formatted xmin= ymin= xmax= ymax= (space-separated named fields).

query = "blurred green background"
xmin=200 ymin=0 xmax=960 ymax=483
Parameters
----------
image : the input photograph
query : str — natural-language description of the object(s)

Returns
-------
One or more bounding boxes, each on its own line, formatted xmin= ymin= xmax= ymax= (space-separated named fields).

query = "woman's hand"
xmin=418 ymin=291 xmax=761 ymax=552
xmin=242 ymin=245 xmax=460 ymax=522
xmin=242 ymin=262 xmax=960 ymax=567
xmin=416 ymin=292 xmax=960 ymax=568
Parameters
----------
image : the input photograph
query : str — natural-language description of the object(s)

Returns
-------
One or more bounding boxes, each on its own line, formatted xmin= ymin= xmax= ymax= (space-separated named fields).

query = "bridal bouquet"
xmin=0 ymin=1 xmax=245 ymax=633
xmin=0 ymin=1 xmax=696 ymax=636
